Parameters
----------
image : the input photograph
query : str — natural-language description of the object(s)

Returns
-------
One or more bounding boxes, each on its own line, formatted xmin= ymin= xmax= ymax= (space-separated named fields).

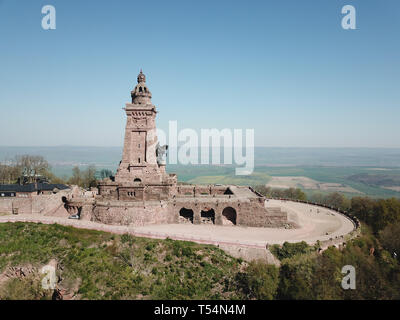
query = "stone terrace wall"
xmin=31 ymin=194 xmax=69 ymax=216
xmin=92 ymin=201 xmax=173 ymax=226
xmin=238 ymin=199 xmax=287 ymax=228
xmin=0 ymin=198 xmax=32 ymax=214
xmin=0 ymin=192 xmax=70 ymax=216
xmin=172 ymin=197 xmax=288 ymax=228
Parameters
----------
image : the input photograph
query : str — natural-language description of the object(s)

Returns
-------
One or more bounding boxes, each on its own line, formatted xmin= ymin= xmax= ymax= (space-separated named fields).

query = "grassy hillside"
xmin=1 ymin=220 xmax=399 ymax=300
xmin=0 ymin=223 xmax=244 ymax=300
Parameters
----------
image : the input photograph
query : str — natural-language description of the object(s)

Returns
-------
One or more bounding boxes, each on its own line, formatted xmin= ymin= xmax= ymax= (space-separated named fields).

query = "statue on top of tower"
xmin=137 ymin=69 xmax=146 ymax=83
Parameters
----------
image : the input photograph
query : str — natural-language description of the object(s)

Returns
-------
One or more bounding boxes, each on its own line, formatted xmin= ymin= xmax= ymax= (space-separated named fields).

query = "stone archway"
xmin=201 ymin=208 xmax=215 ymax=224
xmin=179 ymin=208 xmax=194 ymax=224
xmin=222 ymin=207 xmax=237 ymax=225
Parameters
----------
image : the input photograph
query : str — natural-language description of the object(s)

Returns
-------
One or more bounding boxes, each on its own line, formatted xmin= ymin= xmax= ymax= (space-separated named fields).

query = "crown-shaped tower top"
xmin=131 ymin=69 xmax=152 ymax=104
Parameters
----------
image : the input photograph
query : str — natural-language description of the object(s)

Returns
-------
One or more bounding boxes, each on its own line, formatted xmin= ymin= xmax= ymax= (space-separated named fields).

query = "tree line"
xmin=0 ymin=155 xmax=114 ymax=189
xmin=0 ymin=155 xmax=53 ymax=184
xmin=247 ymin=185 xmax=400 ymax=299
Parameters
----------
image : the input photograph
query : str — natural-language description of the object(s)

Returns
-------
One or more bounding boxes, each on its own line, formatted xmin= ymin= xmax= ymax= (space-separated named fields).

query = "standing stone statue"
xmin=156 ymin=142 xmax=168 ymax=165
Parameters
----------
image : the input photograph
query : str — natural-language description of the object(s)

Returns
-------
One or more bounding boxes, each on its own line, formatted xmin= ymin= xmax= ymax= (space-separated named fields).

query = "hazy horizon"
xmin=2 ymin=145 xmax=400 ymax=149
xmin=2 ymin=146 xmax=400 ymax=168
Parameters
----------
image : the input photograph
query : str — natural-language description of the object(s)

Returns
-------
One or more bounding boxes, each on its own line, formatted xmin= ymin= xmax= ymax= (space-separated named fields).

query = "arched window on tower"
xmin=139 ymin=87 xmax=143 ymax=92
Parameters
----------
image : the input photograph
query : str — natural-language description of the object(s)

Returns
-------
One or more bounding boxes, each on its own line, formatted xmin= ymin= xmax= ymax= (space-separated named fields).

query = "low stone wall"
xmin=268 ymin=198 xmax=362 ymax=249
xmin=317 ymin=227 xmax=362 ymax=251
xmin=176 ymin=185 xmax=230 ymax=196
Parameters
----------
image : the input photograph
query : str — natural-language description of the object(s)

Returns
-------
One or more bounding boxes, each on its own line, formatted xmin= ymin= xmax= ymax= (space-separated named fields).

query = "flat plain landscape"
xmin=1 ymin=146 xmax=400 ymax=198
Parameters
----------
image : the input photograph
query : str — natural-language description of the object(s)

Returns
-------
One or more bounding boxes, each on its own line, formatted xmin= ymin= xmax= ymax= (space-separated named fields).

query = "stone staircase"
xmin=266 ymin=207 xmax=285 ymax=216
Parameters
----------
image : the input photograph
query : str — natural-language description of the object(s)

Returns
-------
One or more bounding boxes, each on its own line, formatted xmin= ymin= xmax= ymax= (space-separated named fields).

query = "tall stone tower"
xmin=114 ymin=70 xmax=172 ymax=186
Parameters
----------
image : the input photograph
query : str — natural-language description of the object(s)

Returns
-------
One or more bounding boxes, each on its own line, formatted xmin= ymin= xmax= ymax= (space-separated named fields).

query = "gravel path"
xmin=0 ymin=200 xmax=355 ymax=249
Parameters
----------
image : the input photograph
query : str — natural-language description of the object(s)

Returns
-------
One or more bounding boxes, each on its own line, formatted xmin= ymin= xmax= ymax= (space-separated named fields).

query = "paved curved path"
xmin=0 ymin=200 xmax=355 ymax=249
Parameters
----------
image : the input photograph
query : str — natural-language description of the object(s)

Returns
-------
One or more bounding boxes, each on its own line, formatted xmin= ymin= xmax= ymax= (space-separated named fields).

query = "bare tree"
xmin=68 ymin=165 xmax=97 ymax=189
xmin=0 ymin=162 xmax=22 ymax=184
xmin=14 ymin=155 xmax=50 ymax=183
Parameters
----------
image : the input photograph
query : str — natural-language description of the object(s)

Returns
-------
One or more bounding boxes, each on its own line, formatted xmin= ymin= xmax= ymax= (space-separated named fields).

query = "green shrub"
xmin=270 ymin=241 xmax=314 ymax=260
xmin=121 ymin=233 xmax=134 ymax=244
xmin=236 ymin=261 xmax=280 ymax=300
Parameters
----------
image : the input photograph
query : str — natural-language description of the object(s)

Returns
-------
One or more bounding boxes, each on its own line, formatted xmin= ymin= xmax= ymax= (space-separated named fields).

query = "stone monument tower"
xmin=98 ymin=70 xmax=177 ymax=201
xmin=115 ymin=70 xmax=168 ymax=185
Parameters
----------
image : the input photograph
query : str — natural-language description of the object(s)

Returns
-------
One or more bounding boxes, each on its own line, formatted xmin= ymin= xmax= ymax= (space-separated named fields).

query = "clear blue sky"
xmin=0 ymin=0 xmax=399 ymax=147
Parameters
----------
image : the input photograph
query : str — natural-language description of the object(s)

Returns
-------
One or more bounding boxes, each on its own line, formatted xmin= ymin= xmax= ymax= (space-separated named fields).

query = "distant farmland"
xmin=1 ymin=146 xmax=400 ymax=198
